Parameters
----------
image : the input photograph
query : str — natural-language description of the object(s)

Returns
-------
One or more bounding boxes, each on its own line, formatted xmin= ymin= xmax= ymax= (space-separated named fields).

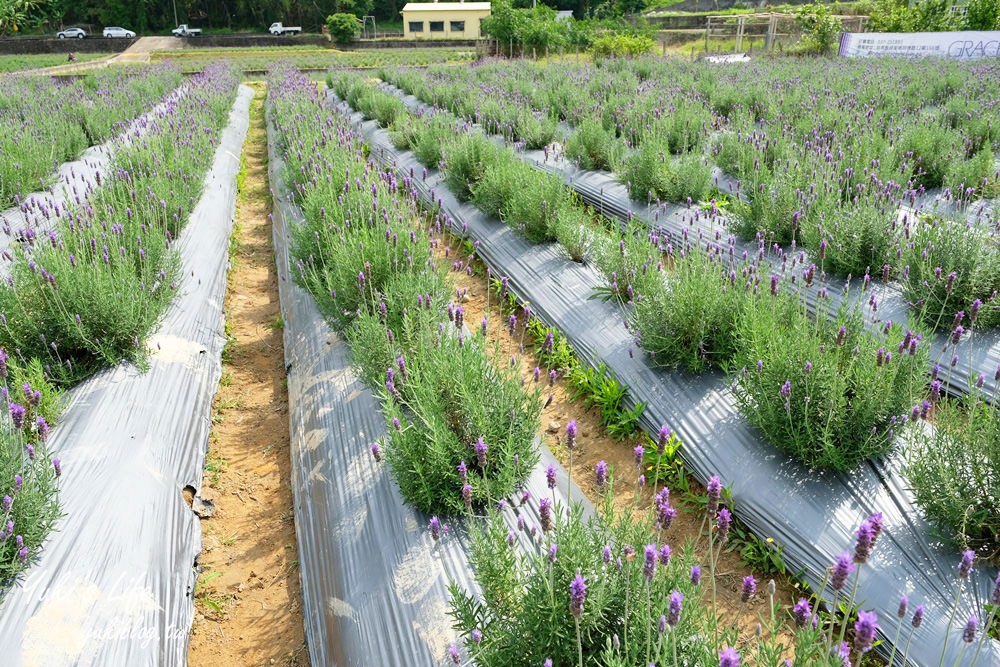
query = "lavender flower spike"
xmin=740 ymin=575 xmax=756 ymax=603
xmin=565 ymin=420 xmax=577 ymax=450
xmin=569 ymin=572 xmax=587 ymax=617
xmin=545 ymin=464 xmax=557 ymax=490
xmin=429 ymin=516 xmax=441 ymax=541
xmin=595 ymin=460 xmax=608 ymax=491
xmin=667 ymin=590 xmax=683 ymax=626
xmin=853 ymin=610 xmax=878 ymax=654
xmin=706 ymin=475 xmax=722 ymax=518
xmin=719 ymin=646 xmax=741 ymax=667
xmin=962 ymin=616 xmax=977 ymax=643
xmin=831 ymin=552 xmax=855 ymax=591
xmin=959 ymin=549 xmax=975 ymax=579
xmin=643 ymin=544 xmax=657 ymax=581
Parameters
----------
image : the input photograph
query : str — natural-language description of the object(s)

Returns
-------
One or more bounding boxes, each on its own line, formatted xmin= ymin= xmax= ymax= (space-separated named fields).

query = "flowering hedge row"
xmin=321 ymin=68 xmax=1000 ymax=667
xmin=380 ymin=58 xmax=1000 ymax=334
xmin=0 ymin=65 xmax=183 ymax=209
xmin=271 ymin=65 xmax=541 ymax=516
xmin=0 ymin=63 xmax=240 ymax=594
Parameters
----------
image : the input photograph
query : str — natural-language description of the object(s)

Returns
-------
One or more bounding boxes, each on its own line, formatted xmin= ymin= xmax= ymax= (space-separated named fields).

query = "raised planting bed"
xmin=0 ymin=66 xmax=250 ymax=666
xmin=332 ymin=88 xmax=1000 ymax=666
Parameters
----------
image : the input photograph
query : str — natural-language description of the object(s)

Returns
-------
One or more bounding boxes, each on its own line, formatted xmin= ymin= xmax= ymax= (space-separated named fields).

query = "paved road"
xmin=22 ymin=36 xmax=184 ymax=75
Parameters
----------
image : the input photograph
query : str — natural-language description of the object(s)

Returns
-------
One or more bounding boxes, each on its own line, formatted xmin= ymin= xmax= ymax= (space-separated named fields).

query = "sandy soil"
xmin=187 ymin=84 xmax=308 ymax=667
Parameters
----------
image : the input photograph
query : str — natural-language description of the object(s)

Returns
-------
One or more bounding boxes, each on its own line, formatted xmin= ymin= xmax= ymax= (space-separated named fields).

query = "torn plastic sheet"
xmin=378 ymin=80 xmax=1000 ymax=407
xmin=266 ymin=107 xmax=594 ymax=667
xmin=0 ymin=85 xmax=252 ymax=667
xmin=349 ymin=112 xmax=1000 ymax=667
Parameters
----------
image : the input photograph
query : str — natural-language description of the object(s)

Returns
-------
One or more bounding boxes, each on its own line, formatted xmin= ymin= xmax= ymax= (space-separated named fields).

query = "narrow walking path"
xmin=188 ymin=83 xmax=308 ymax=667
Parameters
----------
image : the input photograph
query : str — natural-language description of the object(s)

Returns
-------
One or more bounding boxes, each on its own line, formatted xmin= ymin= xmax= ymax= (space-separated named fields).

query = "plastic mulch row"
xmin=0 ymin=86 xmax=253 ymax=667
xmin=381 ymin=81 xmax=1000 ymax=409
xmin=343 ymin=101 xmax=1000 ymax=667
xmin=266 ymin=106 xmax=593 ymax=667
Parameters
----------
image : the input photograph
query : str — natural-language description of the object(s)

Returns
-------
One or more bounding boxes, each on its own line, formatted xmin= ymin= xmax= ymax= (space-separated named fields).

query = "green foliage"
xmin=864 ymin=0 xmax=964 ymax=31
xmin=632 ymin=241 xmax=749 ymax=374
xmin=567 ymin=361 xmax=646 ymax=440
xmin=621 ymin=143 xmax=711 ymax=204
xmin=369 ymin=311 xmax=542 ymax=516
xmin=472 ymin=152 xmax=569 ymax=243
xmin=794 ymin=3 xmax=843 ymax=55
xmin=589 ymin=33 xmax=654 ymax=58
xmin=965 ymin=0 xmax=1000 ymax=29
xmin=731 ymin=289 xmax=927 ymax=471
xmin=899 ymin=216 xmax=1000 ymax=332
xmin=906 ymin=393 xmax=1000 ymax=555
xmin=0 ymin=356 xmax=64 ymax=593
xmin=326 ymin=13 xmax=360 ymax=43
xmin=450 ymin=498 xmax=709 ymax=667
xmin=565 ymin=118 xmax=624 ymax=172
xmin=442 ymin=133 xmax=501 ymax=202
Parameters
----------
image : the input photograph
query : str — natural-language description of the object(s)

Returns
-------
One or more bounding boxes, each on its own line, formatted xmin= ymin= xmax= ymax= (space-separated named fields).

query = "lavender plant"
xmin=731 ymin=284 xmax=927 ymax=470
xmin=0 ymin=355 xmax=64 ymax=593
xmin=905 ymin=392 xmax=1000 ymax=557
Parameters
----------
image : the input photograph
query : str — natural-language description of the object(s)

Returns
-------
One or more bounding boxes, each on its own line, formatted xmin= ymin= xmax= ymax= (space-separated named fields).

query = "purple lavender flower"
xmin=792 ymin=598 xmax=812 ymax=627
xmin=9 ymin=403 xmax=25 ymax=429
xmin=658 ymin=502 xmax=677 ymax=531
xmin=545 ymin=464 xmax=556 ymax=490
xmin=959 ymin=549 xmax=975 ymax=579
xmin=854 ymin=519 xmax=877 ymax=564
xmin=963 ymin=616 xmax=977 ymax=643
xmin=658 ymin=544 xmax=672 ymax=565
xmin=719 ymin=646 xmax=741 ymax=667
xmin=548 ymin=370 xmax=557 ymax=387
xmin=471 ymin=628 xmax=483 ymax=645
xmin=643 ymin=544 xmax=657 ymax=581
xmin=912 ymin=604 xmax=925 ymax=628
xmin=462 ymin=484 xmax=472 ymax=510
xmin=853 ymin=610 xmax=878 ymax=654
xmin=429 ymin=516 xmax=441 ymax=541
xmin=565 ymin=420 xmax=577 ymax=450
xmin=667 ymin=590 xmax=683 ymax=626
xmin=993 ymin=571 xmax=1000 ymax=605
xmin=569 ymin=573 xmax=587 ymax=617
xmin=657 ymin=425 xmax=671 ymax=455
xmin=741 ymin=575 xmax=756 ymax=603
xmin=602 ymin=545 xmax=612 ymax=563
xmin=473 ymin=437 xmax=488 ymax=468
xmin=539 ymin=497 xmax=552 ymax=533
xmin=690 ymin=565 xmax=701 ymax=586
xmin=370 ymin=442 xmax=381 ymax=462
xmin=595 ymin=460 xmax=608 ymax=491
xmin=544 ymin=659 xmax=552 ymax=667
xmin=533 ymin=367 xmax=541 ymax=383
xmin=716 ymin=507 xmax=732 ymax=544
xmin=897 ymin=595 xmax=908 ymax=618
xmin=706 ymin=475 xmax=722 ymax=518
xmin=832 ymin=552 xmax=855 ymax=590
xmin=457 ymin=460 xmax=467 ymax=482
xmin=392 ymin=418 xmax=400 ymax=431
xmin=448 ymin=644 xmax=460 ymax=664
xmin=549 ymin=543 xmax=558 ymax=563
xmin=35 ymin=416 xmax=49 ymax=442
xmin=633 ymin=445 xmax=644 ymax=469
xmin=357 ymin=271 xmax=365 ymax=290
xmin=2 ymin=495 xmax=10 ymax=512
xmin=18 ymin=546 xmax=27 ymax=564
xmin=13 ymin=475 xmax=21 ymax=494
xmin=507 ymin=529 xmax=516 ymax=548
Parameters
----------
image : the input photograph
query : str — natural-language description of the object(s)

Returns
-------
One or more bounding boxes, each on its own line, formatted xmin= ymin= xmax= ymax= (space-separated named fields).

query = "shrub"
xmin=620 ymin=143 xmax=710 ymax=204
xmin=326 ymin=13 xmax=360 ymax=43
xmin=896 ymin=124 xmax=964 ymax=190
xmin=906 ymin=394 xmax=1000 ymax=554
xmin=731 ymin=286 xmax=927 ymax=471
xmin=794 ymin=3 xmax=843 ymax=55
xmin=899 ymin=215 xmax=1000 ymax=332
xmin=450 ymin=495 xmax=707 ymax=667
xmin=0 ymin=357 xmax=64 ymax=591
xmin=589 ymin=33 xmax=654 ymax=58
xmin=800 ymin=203 xmax=896 ymax=278
xmin=553 ymin=206 xmax=593 ymax=262
xmin=370 ymin=310 xmax=542 ymax=516
xmin=442 ymin=133 xmax=501 ymax=201
xmin=633 ymin=240 xmax=749 ymax=373
xmin=471 ymin=151 xmax=569 ymax=243
xmin=565 ymin=118 xmax=624 ymax=172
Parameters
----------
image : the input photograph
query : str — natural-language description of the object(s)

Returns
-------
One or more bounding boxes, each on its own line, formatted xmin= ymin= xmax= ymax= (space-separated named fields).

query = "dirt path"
xmin=187 ymin=83 xmax=308 ymax=667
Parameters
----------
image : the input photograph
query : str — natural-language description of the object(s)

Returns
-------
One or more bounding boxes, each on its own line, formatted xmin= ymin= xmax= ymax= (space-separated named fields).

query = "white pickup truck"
xmin=269 ymin=22 xmax=302 ymax=35
xmin=172 ymin=24 xmax=202 ymax=37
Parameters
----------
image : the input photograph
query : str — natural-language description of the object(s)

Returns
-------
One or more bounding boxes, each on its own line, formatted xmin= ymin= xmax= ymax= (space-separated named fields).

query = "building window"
xmin=450 ymin=20 xmax=465 ymax=32
xmin=429 ymin=21 xmax=444 ymax=32
xmin=409 ymin=21 xmax=424 ymax=32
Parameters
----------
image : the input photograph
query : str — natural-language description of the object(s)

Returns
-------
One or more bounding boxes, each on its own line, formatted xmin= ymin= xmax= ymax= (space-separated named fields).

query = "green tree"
xmin=0 ymin=0 xmax=49 ymax=34
xmin=965 ymin=0 xmax=1000 ymax=28
xmin=326 ymin=11 xmax=359 ymax=41
xmin=795 ymin=3 xmax=843 ymax=55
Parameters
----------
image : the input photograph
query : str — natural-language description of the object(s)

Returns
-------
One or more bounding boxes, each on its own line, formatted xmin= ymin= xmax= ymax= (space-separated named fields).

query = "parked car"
xmin=103 ymin=26 xmax=136 ymax=38
xmin=56 ymin=27 xmax=87 ymax=39
xmin=269 ymin=22 xmax=302 ymax=35
xmin=171 ymin=24 xmax=202 ymax=37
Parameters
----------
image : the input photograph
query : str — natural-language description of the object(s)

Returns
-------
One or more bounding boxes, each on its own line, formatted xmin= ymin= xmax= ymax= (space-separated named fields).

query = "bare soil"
xmin=433 ymin=232 xmax=803 ymax=657
xmin=187 ymin=84 xmax=308 ymax=667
